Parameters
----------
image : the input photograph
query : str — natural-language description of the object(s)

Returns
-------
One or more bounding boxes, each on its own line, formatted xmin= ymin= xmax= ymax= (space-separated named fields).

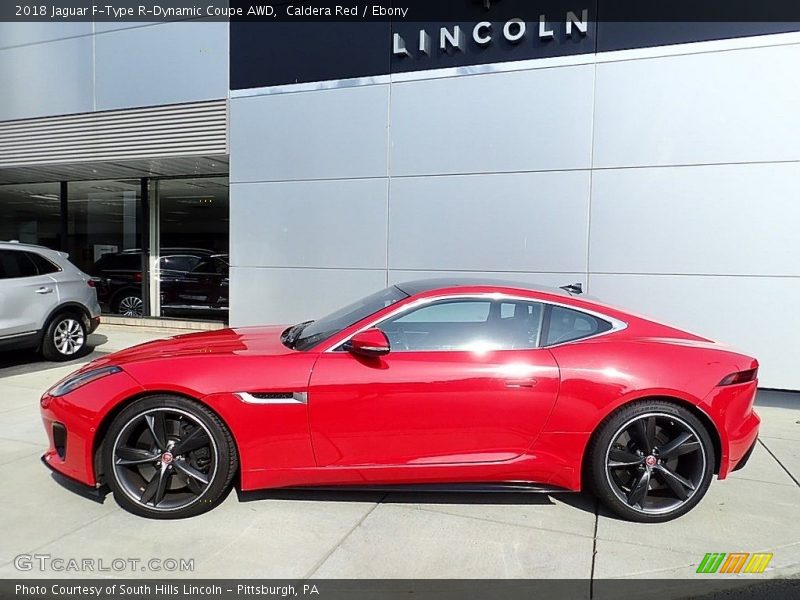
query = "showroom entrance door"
xmin=151 ymin=177 xmax=230 ymax=322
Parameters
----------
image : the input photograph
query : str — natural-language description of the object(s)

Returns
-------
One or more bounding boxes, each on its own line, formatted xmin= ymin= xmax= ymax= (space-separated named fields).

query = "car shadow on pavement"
xmin=48 ymin=478 xmax=600 ymax=516
xmin=0 ymin=334 xmax=109 ymax=378
xmin=238 ymin=488 xmax=598 ymax=515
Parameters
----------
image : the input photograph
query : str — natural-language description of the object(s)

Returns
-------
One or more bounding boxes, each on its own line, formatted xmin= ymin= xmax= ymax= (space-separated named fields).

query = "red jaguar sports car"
xmin=40 ymin=279 xmax=760 ymax=521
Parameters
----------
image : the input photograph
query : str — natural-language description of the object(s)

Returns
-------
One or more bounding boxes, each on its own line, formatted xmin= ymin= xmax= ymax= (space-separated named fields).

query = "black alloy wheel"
xmin=588 ymin=401 xmax=715 ymax=523
xmin=103 ymin=396 xmax=237 ymax=518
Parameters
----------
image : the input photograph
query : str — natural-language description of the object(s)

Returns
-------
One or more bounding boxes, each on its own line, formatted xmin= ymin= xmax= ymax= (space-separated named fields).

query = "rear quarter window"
xmin=27 ymin=252 xmax=60 ymax=275
xmin=545 ymin=305 xmax=612 ymax=346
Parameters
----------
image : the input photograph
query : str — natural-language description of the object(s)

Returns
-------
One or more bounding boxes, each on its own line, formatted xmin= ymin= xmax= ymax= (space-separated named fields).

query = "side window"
xmin=193 ymin=258 xmax=228 ymax=275
xmin=0 ymin=250 xmax=38 ymax=279
xmin=496 ymin=301 xmax=545 ymax=349
xmin=162 ymin=255 xmax=201 ymax=272
xmin=379 ymin=300 xmax=492 ymax=351
xmin=377 ymin=299 xmax=545 ymax=352
xmin=26 ymin=252 xmax=60 ymax=275
xmin=393 ymin=301 xmax=490 ymax=324
xmin=545 ymin=306 xmax=612 ymax=346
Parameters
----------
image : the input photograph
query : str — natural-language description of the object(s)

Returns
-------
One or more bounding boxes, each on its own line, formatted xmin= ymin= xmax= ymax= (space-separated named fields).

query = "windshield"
xmin=286 ymin=286 xmax=409 ymax=351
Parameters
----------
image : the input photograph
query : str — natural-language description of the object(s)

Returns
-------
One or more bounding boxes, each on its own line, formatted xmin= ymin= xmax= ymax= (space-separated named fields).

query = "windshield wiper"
xmin=282 ymin=320 xmax=313 ymax=348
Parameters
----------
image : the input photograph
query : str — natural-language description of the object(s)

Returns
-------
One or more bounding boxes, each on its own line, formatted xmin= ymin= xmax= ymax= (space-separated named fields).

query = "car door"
xmin=307 ymin=297 xmax=560 ymax=467
xmin=0 ymin=249 xmax=58 ymax=336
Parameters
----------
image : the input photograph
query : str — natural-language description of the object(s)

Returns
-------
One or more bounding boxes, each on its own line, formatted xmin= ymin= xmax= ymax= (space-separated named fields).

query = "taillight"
xmin=133 ymin=272 xmax=142 ymax=283
xmin=87 ymin=279 xmax=95 ymax=288
xmin=719 ymin=368 xmax=758 ymax=386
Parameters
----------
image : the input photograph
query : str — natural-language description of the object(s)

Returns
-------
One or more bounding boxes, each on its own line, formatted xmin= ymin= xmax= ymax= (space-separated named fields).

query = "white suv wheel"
xmin=54 ymin=318 xmax=85 ymax=356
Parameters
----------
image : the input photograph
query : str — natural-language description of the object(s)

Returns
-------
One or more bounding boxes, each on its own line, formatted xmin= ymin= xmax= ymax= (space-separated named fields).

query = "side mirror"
xmin=343 ymin=328 xmax=390 ymax=357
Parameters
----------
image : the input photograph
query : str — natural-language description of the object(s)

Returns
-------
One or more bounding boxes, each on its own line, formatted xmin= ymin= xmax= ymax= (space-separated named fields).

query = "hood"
xmin=89 ymin=325 xmax=293 ymax=369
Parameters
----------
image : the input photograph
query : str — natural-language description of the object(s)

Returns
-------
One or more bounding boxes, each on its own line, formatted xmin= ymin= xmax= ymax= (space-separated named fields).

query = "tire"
xmin=115 ymin=292 xmax=143 ymax=317
xmin=587 ymin=400 xmax=715 ymax=523
xmin=102 ymin=395 xmax=238 ymax=519
xmin=41 ymin=312 xmax=88 ymax=361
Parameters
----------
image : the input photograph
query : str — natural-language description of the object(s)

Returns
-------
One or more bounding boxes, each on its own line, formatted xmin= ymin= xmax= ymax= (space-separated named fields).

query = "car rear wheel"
xmin=103 ymin=396 xmax=238 ymax=519
xmin=587 ymin=401 xmax=715 ymax=523
xmin=41 ymin=313 xmax=88 ymax=361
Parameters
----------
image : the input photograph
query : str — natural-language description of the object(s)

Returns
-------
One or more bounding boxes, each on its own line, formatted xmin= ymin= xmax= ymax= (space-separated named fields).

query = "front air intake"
xmin=52 ymin=423 xmax=67 ymax=460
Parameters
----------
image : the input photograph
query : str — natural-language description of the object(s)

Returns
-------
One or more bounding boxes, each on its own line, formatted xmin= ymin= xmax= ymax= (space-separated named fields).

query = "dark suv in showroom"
xmin=92 ymin=248 xmax=229 ymax=319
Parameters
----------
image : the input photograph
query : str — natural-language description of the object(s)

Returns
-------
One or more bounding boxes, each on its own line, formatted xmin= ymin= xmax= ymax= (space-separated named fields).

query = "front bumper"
xmin=40 ymin=368 xmax=144 ymax=487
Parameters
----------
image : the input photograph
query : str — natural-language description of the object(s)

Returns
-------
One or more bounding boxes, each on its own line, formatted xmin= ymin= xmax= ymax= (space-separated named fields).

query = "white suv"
xmin=0 ymin=242 xmax=101 ymax=361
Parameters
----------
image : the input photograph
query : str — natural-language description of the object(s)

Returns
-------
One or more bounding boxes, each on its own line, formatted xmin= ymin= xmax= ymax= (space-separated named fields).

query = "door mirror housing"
xmin=343 ymin=328 xmax=390 ymax=357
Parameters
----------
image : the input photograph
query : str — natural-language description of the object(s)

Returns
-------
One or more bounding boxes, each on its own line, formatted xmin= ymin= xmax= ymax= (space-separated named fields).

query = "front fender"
xmin=40 ymin=369 xmax=145 ymax=486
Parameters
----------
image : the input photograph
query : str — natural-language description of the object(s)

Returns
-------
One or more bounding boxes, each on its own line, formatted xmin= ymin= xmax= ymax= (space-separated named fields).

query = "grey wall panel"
xmin=389 ymin=270 xmax=587 ymax=290
xmin=94 ymin=21 xmax=228 ymax=111
xmin=0 ymin=22 xmax=93 ymax=48
xmin=593 ymin=43 xmax=800 ymax=168
xmin=0 ymin=37 xmax=93 ymax=121
xmin=390 ymin=66 xmax=595 ymax=176
xmin=590 ymin=163 xmax=800 ymax=277
xmin=229 ymin=266 xmax=387 ymax=326
xmin=388 ymin=171 xmax=590 ymax=272
xmin=231 ymin=179 xmax=388 ymax=269
xmin=589 ymin=273 xmax=800 ymax=390
xmin=230 ymin=85 xmax=389 ymax=183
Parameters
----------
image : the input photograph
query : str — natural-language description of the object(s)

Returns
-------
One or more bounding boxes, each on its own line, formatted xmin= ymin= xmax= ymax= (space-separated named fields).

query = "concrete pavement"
xmin=0 ymin=324 xmax=798 ymax=590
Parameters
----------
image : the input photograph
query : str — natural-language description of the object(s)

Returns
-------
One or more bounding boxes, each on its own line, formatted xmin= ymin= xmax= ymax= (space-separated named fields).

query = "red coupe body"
xmin=40 ymin=280 xmax=760 ymax=500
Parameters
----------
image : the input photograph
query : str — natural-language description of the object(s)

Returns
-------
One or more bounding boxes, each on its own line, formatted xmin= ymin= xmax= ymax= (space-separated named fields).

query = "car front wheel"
xmin=103 ymin=395 xmax=238 ymax=519
xmin=587 ymin=400 xmax=715 ymax=523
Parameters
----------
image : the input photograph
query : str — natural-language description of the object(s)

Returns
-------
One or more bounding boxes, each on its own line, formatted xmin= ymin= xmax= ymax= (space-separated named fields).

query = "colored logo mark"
xmin=696 ymin=552 xmax=773 ymax=574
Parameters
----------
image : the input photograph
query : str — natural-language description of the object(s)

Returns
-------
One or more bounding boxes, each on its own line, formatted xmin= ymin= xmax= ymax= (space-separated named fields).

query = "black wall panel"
xmin=230 ymin=0 xmax=800 ymax=90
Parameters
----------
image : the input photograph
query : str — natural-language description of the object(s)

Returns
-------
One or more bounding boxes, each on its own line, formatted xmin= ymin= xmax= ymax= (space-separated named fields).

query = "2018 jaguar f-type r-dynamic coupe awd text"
xmin=40 ymin=279 xmax=760 ymax=521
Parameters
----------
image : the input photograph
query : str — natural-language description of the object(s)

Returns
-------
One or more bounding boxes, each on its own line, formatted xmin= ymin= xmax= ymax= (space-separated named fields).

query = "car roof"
xmin=0 ymin=240 xmax=49 ymax=250
xmin=114 ymin=247 xmax=216 ymax=255
xmin=0 ymin=241 xmax=62 ymax=255
xmin=394 ymin=278 xmax=574 ymax=297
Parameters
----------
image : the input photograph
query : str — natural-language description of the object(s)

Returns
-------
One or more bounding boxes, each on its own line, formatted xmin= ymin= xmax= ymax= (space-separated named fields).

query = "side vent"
xmin=250 ymin=392 xmax=294 ymax=400
xmin=237 ymin=392 xmax=308 ymax=405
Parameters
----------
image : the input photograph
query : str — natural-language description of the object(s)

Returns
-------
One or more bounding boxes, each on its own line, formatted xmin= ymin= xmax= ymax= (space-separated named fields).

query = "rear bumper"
xmin=721 ymin=411 xmax=760 ymax=478
xmin=702 ymin=380 xmax=760 ymax=479
xmin=732 ymin=436 xmax=758 ymax=472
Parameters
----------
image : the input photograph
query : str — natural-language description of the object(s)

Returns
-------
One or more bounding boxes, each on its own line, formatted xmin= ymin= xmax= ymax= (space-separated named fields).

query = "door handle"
xmin=504 ymin=378 xmax=537 ymax=389
xmin=35 ymin=287 xmax=54 ymax=294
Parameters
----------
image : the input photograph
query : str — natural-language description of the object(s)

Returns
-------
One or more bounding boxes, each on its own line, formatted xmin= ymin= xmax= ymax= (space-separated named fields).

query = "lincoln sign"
xmin=392 ymin=9 xmax=590 ymax=59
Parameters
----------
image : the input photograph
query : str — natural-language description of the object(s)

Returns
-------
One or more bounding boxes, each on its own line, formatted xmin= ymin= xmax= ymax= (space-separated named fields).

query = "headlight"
xmin=49 ymin=365 xmax=122 ymax=397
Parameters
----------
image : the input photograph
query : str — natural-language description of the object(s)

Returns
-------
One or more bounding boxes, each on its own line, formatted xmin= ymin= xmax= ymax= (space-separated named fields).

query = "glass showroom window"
xmin=156 ymin=177 xmax=229 ymax=322
xmin=0 ymin=183 xmax=61 ymax=248
xmin=67 ymin=180 xmax=143 ymax=317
